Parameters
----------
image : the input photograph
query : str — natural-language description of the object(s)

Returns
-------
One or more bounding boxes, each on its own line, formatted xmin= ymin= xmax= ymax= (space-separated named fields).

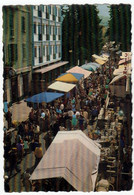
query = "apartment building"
xmin=3 ymin=5 xmax=68 ymax=103
xmin=3 ymin=5 xmax=33 ymax=104
xmin=32 ymin=5 xmax=68 ymax=94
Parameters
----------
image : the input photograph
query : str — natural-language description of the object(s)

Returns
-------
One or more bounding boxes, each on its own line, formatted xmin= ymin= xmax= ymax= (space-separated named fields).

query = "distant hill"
xmin=99 ymin=15 xmax=110 ymax=27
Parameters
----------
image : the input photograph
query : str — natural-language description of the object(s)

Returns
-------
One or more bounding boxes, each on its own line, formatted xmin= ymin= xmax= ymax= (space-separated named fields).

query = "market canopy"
xmin=66 ymin=66 xmax=92 ymax=79
xmin=56 ymin=72 xmax=84 ymax=83
xmin=48 ymin=81 xmax=76 ymax=92
xmin=109 ymin=74 xmax=126 ymax=85
xmin=92 ymin=54 xmax=108 ymax=61
xmin=30 ymin=130 xmax=101 ymax=192
xmin=25 ymin=92 xmax=64 ymax=103
xmin=95 ymin=58 xmax=106 ymax=65
xmin=81 ymin=63 xmax=98 ymax=71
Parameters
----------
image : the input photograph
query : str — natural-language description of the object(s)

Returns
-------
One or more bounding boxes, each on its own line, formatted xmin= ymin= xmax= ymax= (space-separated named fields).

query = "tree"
xmin=62 ymin=4 xmax=103 ymax=66
xmin=105 ymin=4 xmax=131 ymax=51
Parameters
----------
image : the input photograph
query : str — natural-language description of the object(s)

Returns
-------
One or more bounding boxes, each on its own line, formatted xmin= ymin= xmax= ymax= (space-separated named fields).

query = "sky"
xmin=97 ymin=4 xmax=110 ymax=18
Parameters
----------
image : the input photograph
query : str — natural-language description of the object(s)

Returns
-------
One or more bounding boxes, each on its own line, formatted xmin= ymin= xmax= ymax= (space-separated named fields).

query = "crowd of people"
xmin=4 ymin=57 xmax=132 ymax=191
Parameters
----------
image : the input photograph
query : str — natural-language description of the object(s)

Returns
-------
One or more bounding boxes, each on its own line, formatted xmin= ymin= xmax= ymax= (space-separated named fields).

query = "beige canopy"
xmin=30 ymin=130 xmax=101 ymax=192
xmin=66 ymin=66 xmax=92 ymax=79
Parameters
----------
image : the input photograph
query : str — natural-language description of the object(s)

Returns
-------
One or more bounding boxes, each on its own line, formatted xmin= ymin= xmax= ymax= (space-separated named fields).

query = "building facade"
xmin=3 ymin=5 xmax=68 ymax=104
xmin=3 ymin=5 xmax=33 ymax=104
xmin=32 ymin=5 xmax=68 ymax=94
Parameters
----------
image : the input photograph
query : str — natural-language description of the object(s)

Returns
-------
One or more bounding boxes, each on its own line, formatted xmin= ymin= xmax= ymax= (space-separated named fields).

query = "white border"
xmin=0 ymin=0 xmax=133 ymax=195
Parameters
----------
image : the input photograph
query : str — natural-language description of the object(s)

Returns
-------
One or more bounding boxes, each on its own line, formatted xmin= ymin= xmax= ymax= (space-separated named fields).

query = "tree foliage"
xmin=62 ymin=5 xmax=103 ymax=66
xmin=106 ymin=4 xmax=131 ymax=51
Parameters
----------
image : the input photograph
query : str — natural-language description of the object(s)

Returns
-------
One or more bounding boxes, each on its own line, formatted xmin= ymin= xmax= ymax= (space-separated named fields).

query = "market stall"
xmin=30 ymin=130 xmax=101 ymax=192
xmin=66 ymin=66 xmax=92 ymax=79
xmin=56 ymin=72 xmax=84 ymax=83
xmin=48 ymin=81 xmax=76 ymax=93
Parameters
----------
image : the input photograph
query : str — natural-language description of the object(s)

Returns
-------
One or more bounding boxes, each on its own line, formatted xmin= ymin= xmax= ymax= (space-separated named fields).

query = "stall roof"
xmin=113 ymin=65 xmax=131 ymax=76
xmin=92 ymin=54 xmax=108 ymax=61
xmin=56 ymin=72 xmax=84 ymax=83
xmin=109 ymin=74 xmax=126 ymax=85
xmin=25 ymin=92 xmax=64 ymax=103
xmin=81 ymin=64 xmax=97 ymax=71
xmin=95 ymin=58 xmax=106 ymax=65
xmin=66 ymin=66 xmax=92 ymax=79
xmin=34 ymin=61 xmax=68 ymax=74
xmin=48 ymin=81 xmax=76 ymax=92
xmin=30 ymin=130 xmax=101 ymax=192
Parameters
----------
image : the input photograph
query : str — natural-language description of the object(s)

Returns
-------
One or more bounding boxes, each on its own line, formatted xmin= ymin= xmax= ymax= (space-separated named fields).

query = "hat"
xmin=41 ymin=112 xmax=45 ymax=118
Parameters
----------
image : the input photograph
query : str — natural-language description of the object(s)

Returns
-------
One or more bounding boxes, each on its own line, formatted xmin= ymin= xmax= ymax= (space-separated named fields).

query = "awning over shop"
xmin=30 ymin=130 xmax=101 ymax=192
xmin=109 ymin=74 xmax=126 ymax=85
xmin=25 ymin=92 xmax=64 ymax=103
xmin=48 ymin=81 xmax=76 ymax=92
xmin=56 ymin=72 xmax=84 ymax=83
xmin=34 ymin=61 xmax=68 ymax=74
xmin=66 ymin=66 xmax=92 ymax=79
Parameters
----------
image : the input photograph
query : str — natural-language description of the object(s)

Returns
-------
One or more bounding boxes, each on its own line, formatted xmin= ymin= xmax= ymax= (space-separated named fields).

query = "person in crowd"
xmin=5 ymin=109 xmax=12 ymax=129
xmin=8 ymin=145 xmax=20 ymax=176
xmin=29 ymin=109 xmax=35 ymax=123
xmin=34 ymin=143 xmax=43 ymax=168
xmin=44 ymin=131 xmax=52 ymax=150
xmin=16 ymin=140 xmax=24 ymax=161
xmin=71 ymin=112 xmax=78 ymax=130
xmin=39 ymin=112 xmax=46 ymax=132
xmin=24 ymin=138 xmax=29 ymax=156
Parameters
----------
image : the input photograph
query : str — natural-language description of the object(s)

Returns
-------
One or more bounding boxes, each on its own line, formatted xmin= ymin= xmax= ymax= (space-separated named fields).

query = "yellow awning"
xmin=56 ymin=73 xmax=78 ymax=82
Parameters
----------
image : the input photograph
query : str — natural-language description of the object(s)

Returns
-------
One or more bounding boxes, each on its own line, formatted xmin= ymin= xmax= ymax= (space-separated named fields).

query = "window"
xmin=34 ymin=46 xmax=37 ymax=57
xmin=34 ymin=23 xmax=36 ymax=34
xmin=8 ymin=44 xmax=18 ymax=64
xmin=42 ymin=24 xmax=44 ymax=34
xmin=43 ymin=45 xmax=45 ymax=56
xmin=22 ymin=16 xmax=26 ymax=33
xmin=9 ymin=12 xmax=14 ymax=37
xmin=38 ymin=25 xmax=42 ymax=40
xmin=46 ymin=6 xmax=49 ymax=19
xmin=46 ymin=25 xmax=49 ymax=40
xmin=22 ymin=44 xmax=26 ymax=59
